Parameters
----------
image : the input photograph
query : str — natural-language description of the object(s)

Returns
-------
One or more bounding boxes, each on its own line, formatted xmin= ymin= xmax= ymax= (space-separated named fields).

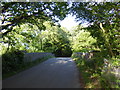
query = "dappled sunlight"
xmin=1 ymin=1 xmax=119 ymax=89
xmin=49 ymin=58 xmax=74 ymax=66
xmin=56 ymin=60 xmax=68 ymax=64
xmin=57 ymin=57 xmax=73 ymax=61
xmin=56 ymin=58 xmax=73 ymax=64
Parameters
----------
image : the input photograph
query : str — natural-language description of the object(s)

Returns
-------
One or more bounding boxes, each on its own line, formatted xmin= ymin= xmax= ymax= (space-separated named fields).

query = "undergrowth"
xmin=72 ymin=52 xmax=120 ymax=89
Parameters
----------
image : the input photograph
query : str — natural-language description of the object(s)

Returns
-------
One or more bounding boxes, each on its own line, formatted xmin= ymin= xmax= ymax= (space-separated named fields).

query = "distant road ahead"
xmin=3 ymin=57 xmax=81 ymax=88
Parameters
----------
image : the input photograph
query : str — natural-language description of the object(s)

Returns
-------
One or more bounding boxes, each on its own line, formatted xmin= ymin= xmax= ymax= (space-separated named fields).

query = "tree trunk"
xmin=99 ymin=23 xmax=114 ymax=57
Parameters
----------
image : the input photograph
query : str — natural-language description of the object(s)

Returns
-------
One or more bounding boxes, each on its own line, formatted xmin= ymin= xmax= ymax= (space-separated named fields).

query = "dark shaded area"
xmin=2 ymin=50 xmax=25 ymax=75
xmin=53 ymin=48 xmax=72 ymax=57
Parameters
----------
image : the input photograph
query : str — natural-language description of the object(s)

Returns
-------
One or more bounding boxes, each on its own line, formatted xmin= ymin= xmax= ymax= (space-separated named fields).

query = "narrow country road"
xmin=3 ymin=57 xmax=81 ymax=88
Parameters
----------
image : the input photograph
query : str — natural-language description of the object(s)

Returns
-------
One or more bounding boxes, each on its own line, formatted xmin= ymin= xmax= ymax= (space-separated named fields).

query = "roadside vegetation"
xmin=2 ymin=49 xmax=54 ymax=79
xmin=72 ymin=53 xmax=120 ymax=88
xmin=1 ymin=1 xmax=120 ymax=88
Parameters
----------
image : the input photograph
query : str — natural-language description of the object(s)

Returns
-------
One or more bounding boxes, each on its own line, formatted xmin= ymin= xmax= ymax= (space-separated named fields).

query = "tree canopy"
xmin=1 ymin=2 xmax=69 ymax=36
xmin=1 ymin=1 xmax=120 ymax=89
xmin=70 ymin=2 xmax=120 ymax=57
xmin=1 ymin=1 xmax=119 ymax=57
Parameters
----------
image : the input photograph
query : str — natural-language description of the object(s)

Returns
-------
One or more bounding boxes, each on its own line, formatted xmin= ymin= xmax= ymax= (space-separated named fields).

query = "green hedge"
xmin=2 ymin=50 xmax=25 ymax=75
xmin=2 ymin=51 xmax=54 ymax=79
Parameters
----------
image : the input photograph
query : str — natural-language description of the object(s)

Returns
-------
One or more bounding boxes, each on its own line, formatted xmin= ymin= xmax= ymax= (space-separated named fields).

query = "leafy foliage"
xmin=42 ymin=21 xmax=72 ymax=56
xmin=1 ymin=2 xmax=120 ymax=88
xmin=1 ymin=2 xmax=69 ymax=36
xmin=70 ymin=26 xmax=96 ymax=52
xmin=70 ymin=2 xmax=120 ymax=57
xmin=72 ymin=52 xmax=120 ymax=88
xmin=2 ymin=50 xmax=24 ymax=74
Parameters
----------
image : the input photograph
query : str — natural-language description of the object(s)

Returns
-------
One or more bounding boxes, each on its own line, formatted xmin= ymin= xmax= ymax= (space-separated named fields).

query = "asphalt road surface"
xmin=3 ymin=57 xmax=81 ymax=88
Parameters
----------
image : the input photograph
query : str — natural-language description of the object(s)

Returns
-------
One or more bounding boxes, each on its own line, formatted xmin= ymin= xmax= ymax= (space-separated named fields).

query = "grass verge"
xmin=74 ymin=58 xmax=101 ymax=88
xmin=72 ymin=53 xmax=120 ymax=89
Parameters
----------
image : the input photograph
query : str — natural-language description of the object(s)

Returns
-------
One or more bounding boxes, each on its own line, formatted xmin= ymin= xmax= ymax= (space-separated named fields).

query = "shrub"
xmin=2 ymin=50 xmax=25 ymax=74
